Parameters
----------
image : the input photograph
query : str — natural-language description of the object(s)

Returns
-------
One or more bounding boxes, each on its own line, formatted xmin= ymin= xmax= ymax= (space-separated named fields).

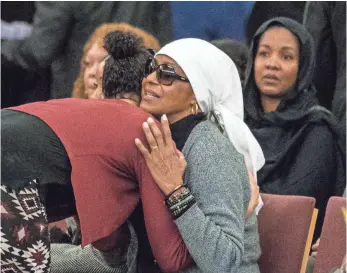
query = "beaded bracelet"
xmin=169 ymin=195 xmax=195 ymax=210
xmin=165 ymin=184 xmax=186 ymax=199
xmin=165 ymin=186 xmax=190 ymax=207
xmin=166 ymin=188 xmax=196 ymax=219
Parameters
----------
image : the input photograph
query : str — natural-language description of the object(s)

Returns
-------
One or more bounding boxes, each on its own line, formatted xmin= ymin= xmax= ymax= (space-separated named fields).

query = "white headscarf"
xmin=157 ymin=38 xmax=265 ymax=183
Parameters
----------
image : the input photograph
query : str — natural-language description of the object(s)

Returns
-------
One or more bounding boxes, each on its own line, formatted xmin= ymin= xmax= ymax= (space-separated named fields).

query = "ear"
xmin=189 ymin=94 xmax=197 ymax=105
xmin=189 ymin=97 xmax=201 ymax=115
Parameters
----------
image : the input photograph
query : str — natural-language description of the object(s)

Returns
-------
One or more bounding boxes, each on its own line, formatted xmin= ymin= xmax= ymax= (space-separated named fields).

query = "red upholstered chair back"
xmin=258 ymin=193 xmax=317 ymax=273
xmin=313 ymin=196 xmax=346 ymax=273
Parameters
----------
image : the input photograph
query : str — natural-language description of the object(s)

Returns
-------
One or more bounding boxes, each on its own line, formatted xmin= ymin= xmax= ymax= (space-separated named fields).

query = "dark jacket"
xmin=303 ymin=1 xmax=346 ymax=127
xmin=244 ymin=17 xmax=346 ymax=241
xmin=1 ymin=1 xmax=172 ymax=99
xmin=1 ymin=1 xmax=35 ymax=23
xmin=1 ymin=1 xmax=50 ymax=109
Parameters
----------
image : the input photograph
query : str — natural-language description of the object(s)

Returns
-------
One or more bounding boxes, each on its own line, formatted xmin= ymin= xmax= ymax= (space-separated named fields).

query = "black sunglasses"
xmin=144 ymin=53 xmax=190 ymax=86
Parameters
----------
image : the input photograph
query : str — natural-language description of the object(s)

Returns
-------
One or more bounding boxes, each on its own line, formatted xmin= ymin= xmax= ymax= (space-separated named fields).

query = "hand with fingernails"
xmin=135 ymin=114 xmax=186 ymax=196
xmin=246 ymin=172 xmax=260 ymax=218
xmin=311 ymin=238 xmax=320 ymax=258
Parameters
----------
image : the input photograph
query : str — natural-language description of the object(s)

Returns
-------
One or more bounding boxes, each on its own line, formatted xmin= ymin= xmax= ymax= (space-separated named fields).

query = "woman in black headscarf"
xmin=243 ymin=17 xmax=346 ymax=241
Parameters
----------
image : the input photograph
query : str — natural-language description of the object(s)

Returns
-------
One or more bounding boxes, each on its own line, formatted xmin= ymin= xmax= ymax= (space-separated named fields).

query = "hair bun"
xmin=104 ymin=30 xmax=144 ymax=59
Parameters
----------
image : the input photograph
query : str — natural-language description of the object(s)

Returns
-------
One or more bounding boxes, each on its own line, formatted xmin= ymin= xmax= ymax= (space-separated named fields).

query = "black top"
xmin=170 ymin=113 xmax=206 ymax=151
xmin=1 ymin=109 xmax=75 ymax=220
xmin=1 ymin=109 xmax=71 ymax=189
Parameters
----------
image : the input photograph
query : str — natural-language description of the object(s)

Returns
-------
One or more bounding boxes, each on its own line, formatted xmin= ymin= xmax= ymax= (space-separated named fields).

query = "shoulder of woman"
xmin=185 ymin=120 xmax=226 ymax=146
xmin=292 ymin=105 xmax=341 ymax=143
xmin=184 ymin=120 xmax=244 ymax=162
xmin=305 ymin=106 xmax=338 ymax=131
xmin=301 ymin=121 xmax=338 ymax=149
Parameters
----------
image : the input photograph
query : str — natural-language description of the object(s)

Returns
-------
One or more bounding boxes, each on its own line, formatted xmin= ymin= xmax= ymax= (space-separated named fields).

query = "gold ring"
xmin=151 ymin=146 xmax=159 ymax=150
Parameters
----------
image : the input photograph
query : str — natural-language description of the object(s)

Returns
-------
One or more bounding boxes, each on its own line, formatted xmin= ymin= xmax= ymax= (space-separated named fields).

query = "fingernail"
xmin=162 ymin=114 xmax=167 ymax=121
xmin=147 ymin=117 xmax=154 ymax=123
xmin=135 ymin=138 xmax=140 ymax=144
xmin=143 ymin=122 xmax=148 ymax=128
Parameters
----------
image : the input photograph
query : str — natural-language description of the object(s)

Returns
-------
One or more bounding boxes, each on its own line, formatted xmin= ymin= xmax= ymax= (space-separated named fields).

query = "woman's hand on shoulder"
xmin=135 ymin=114 xmax=187 ymax=196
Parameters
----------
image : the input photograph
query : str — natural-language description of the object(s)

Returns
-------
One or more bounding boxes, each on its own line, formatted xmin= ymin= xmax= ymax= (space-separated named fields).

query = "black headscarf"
xmin=244 ymin=17 xmax=345 ymax=241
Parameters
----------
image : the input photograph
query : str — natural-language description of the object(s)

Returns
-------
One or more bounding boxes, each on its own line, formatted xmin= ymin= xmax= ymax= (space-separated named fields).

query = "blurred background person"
xmin=171 ymin=1 xmax=254 ymax=42
xmin=303 ymin=1 xmax=346 ymax=135
xmin=1 ymin=1 xmax=50 ymax=108
xmin=1 ymin=1 xmax=172 ymax=102
xmin=246 ymin=1 xmax=306 ymax=45
xmin=210 ymin=39 xmax=249 ymax=86
xmin=1 ymin=1 xmax=35 ymax=24
xmin=72 ymin=23 xmax=160 ymax=99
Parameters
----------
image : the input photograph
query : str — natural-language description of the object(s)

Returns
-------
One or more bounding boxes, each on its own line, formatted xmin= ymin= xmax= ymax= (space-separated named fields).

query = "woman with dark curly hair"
xmin=1 ymin=31 xmax=191 ymax=273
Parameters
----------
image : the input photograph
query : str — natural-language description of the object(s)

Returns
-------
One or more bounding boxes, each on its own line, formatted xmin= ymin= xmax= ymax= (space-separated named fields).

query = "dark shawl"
xmin=244 ymin=17 xmax=346 ymax=240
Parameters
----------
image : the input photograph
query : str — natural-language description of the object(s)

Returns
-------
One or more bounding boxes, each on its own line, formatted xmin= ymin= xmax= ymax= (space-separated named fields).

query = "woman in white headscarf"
xmin=136 ymin=38 xmax=265 ymax=273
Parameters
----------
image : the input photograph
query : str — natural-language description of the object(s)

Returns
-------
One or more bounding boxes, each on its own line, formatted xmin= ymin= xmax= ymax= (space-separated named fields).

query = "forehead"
xmin=155 ymin=54 xmax=187 ymax=76
xmin=258 ymin=26 xmax=299 ymax=50
xmin=86 ymin=42 xmax=108 ymax=59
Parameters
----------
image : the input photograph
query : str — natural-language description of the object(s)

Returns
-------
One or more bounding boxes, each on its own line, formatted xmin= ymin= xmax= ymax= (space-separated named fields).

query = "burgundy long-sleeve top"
xmin=9 ymin=98 xmax=192 ymax=272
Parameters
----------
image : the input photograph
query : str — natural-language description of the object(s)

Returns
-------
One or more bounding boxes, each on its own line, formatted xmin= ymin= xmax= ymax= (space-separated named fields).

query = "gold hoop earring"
xmin=191 ymin=103 xmax=199 ymax=115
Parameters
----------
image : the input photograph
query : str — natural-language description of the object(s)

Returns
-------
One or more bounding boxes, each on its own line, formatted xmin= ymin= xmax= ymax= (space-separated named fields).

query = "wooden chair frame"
xmin=300 ymin=208 xmax=318 ymax=273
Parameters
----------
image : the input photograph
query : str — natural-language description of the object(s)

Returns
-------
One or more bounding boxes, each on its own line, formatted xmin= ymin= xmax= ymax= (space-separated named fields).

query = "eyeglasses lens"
xmin=157 ymin=65 xmax=176 ymax=86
